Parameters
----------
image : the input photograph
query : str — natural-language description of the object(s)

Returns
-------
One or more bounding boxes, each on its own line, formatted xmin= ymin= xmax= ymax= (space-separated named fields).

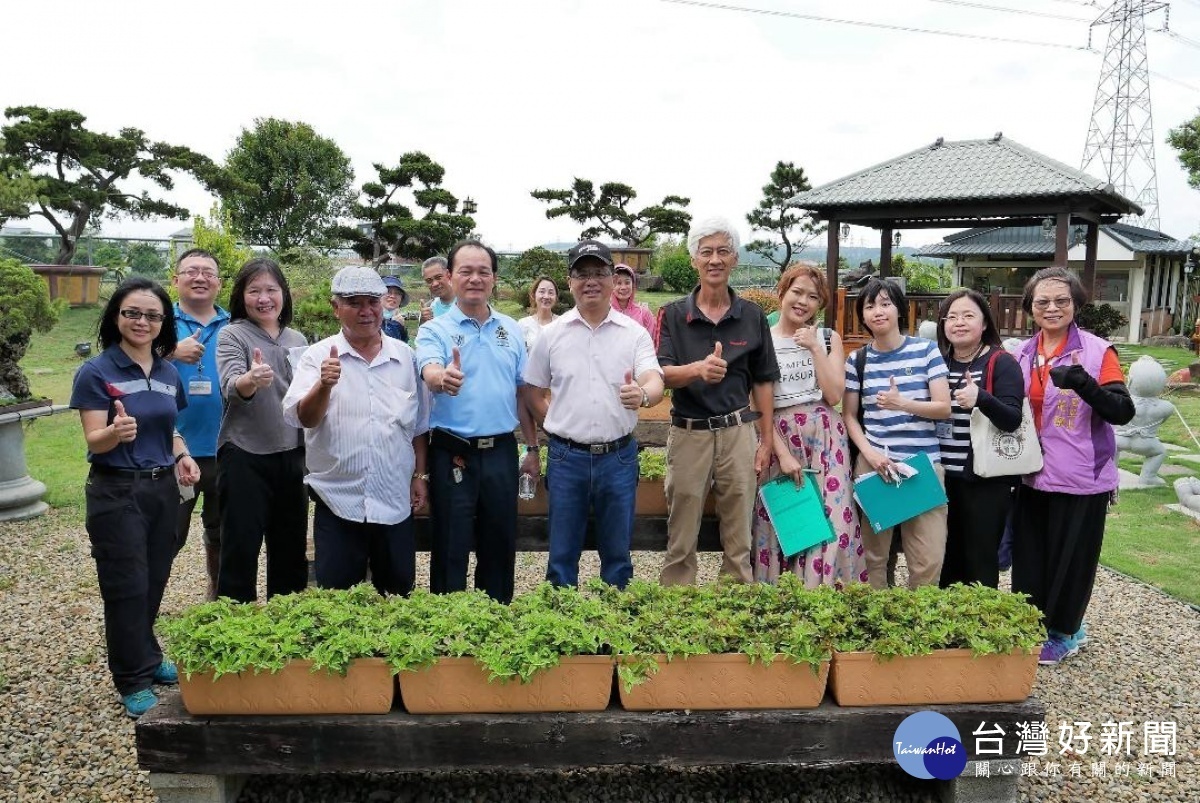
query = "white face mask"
xmin=382 ymin=309 xmax=394 ymax=320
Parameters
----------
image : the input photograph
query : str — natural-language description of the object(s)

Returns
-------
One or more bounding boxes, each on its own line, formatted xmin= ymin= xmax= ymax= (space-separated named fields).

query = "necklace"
xmin=952 ymin=342 xmax=985 ymax=365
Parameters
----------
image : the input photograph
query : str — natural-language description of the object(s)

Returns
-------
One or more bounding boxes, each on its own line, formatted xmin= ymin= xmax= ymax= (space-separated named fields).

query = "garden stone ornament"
xmin=1115 ymin=355 xmax=1176 ymax=487
xmin=1175 ymin=476 xmax=1200 ymax=514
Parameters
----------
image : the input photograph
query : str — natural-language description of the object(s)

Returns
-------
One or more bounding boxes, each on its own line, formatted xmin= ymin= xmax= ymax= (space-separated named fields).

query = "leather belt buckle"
xmin=476 ymin=437 xmax=495 ymax=449
xmin=151 ymin=466 xmax=170 ymax=480
xmin=589 ymin=443 xmax=607 ymax=455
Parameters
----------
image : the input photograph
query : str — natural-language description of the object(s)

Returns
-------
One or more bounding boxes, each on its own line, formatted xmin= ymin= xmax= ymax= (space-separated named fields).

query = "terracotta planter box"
xmin=618 ymin=653 xmax=829 ymax=710
xmin=829 ymin=648 xmax=1038 ymax=706
xmin=635 ymin=479 xmax=716 ymax=516
xmin=178 ymin=658 xmax=394 ymax=715
xmin=398 ymin=655 xmax=615 ymax=714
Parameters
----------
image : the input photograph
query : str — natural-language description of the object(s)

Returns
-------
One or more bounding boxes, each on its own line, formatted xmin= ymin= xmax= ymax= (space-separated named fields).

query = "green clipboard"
xmin=757 ymin=471 xmax=837 ymax=557
xmin=852 ymin=451 xmax=947 ymax=532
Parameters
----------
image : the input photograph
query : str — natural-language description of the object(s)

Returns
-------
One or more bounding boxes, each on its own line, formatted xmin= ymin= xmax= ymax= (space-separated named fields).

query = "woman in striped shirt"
xmin=843 ymin=278 xmax=951 ymax=589
xmin=934 ymin=289 xmax=1024 ymax=588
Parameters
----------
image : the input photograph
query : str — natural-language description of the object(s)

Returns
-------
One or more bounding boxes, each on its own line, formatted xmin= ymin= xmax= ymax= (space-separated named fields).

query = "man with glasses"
xmin=169 ymin=248 xmax=229 ymax=599
xmin=419 ymin=256 xmax=455 ymax=323
xmin=415 ymin=241 xmax=539 ymax=603
xmin=656 ymin=216 xmax=779 ymax=585
xmin=522 ymin=240 xmax=664 ymax=589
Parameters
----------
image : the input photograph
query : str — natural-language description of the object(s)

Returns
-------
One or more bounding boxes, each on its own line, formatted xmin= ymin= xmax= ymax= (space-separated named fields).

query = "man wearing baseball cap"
xmin=381 ymin=275 xmax=410 ymax=342
xmin=282 ymin=265 xmax=430 ymax=594
xmin=523 ymin=240 xmax=663 ymax=588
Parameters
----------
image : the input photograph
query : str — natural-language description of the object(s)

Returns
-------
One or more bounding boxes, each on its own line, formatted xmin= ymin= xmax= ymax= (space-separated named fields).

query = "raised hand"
xmin=794 ymin=325 xmax=820 ymax=353
xmin=699 ymin=341 xmax=727 ymax=384
xmin=619 ymin=370 xmax=643 ymax=410
xmin=112 ymin=399 xmax=137 ymax=443
xmin=1049 ymin=350 xmax=1090 ymax=391
xmin=247 ymin=347 xmax=275 ymax=389
xmin=420 ymin=299 xmax=433 ymax=323
xmin=441 ymin=346 xmax=464 ymax=395
xmin=955 ymin=368 xmax=980 ymax=410
xmin=875 ymin=376 xmax=906 ymax=411
xmin=172 ymin=335 xmax=205 ymax=364
xmin=320 ymin=345 xmax=341 ymax=388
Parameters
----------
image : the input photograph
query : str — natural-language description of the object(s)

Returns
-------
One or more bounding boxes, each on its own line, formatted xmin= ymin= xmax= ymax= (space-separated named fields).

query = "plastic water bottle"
xmin=518 ymin=472 xmax=537 ymax=500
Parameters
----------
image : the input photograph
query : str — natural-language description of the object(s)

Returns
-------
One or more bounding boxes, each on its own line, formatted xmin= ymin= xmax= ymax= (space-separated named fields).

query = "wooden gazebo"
xmin=788 ymin=134 xmax=1143 ymax=333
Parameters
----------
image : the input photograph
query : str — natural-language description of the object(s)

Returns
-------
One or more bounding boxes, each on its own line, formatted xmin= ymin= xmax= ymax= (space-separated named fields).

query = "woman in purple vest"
xmin=1011 ymin=267 xmax=1134 ymax=666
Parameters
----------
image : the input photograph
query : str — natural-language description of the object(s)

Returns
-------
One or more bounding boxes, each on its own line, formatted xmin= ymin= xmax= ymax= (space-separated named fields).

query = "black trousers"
xmin=428 ymin=435 xmax=518 ymax=603
xmin=215 ymin=444 xmax=308 ymax=602
xmin=941 ymin=474 xmax=1016 ymax=589
xmin=1012 ymin=485 xmax=1110 ymax=636
xmin=175 ymin=455 xmax=221 ymax=550
xmin=84 ymin=469 xmax=178 ymax=696
xmin=311 ymin=494 xmax=415 ymax=595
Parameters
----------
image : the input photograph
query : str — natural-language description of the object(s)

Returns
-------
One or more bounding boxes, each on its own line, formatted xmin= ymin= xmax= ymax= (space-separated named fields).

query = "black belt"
xmin=671 ymin=408 xmax=761 ymax=431
xmin=549 ymin=433 xmax=634 ymax=455
xmin=429 ymin=428 xmax=515 ymax=452
xmin=90 ymin=464 xmax=174 ymax=481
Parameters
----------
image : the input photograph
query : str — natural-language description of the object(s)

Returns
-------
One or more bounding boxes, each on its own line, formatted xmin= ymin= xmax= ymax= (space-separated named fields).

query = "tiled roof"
xmin=916 ymin=242 xmax=1054 ymax=257
xmin=790 ymin=136 xmax=1141 ymax=215
xmin=915 ymin=223 xmax=1195 ymax=258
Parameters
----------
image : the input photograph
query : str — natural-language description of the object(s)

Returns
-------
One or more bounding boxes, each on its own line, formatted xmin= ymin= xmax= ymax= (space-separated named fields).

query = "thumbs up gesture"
xmin=875 ymin=375 xmax=906 ymax=411
xmin=111 ymin=399 xmax=137 ymax=443
xmin=954 ymin=367 xmax=980 ymax=410
xmin=619 ymin=369 xmax=643 ymax=411
xmin=320 ymin=344 xmax=341 ymax=388
xmin=172 ymin=334 xmax=204 ymax=364
xmin=1049 ymin=350 xmax=1090 ymax=391
xmin=247 ymin=347 xmax=275 ymax=389
xmin=440 ymin=346 xmax=464 ymax=395
xmin=699 ymin=341 xmax=727 ymax=384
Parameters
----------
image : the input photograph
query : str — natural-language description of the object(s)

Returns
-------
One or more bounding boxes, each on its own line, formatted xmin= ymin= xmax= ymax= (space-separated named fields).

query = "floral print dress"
xmin=752 ymin=332 xmax=867 ymax=587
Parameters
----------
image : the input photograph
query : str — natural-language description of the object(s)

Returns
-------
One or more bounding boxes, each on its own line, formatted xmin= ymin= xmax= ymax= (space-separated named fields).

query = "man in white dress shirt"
xmin=282 ymin=266 xmax=430 ymax=594
xmin=522 ymin=240 xmax=664 ymax=588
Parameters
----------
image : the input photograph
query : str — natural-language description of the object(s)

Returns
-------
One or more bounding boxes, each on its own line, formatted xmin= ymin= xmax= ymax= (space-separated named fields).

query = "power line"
xmin=658 ymin=0 xmax=1093 ymax=50
xmin=926 ymin=0 xmax=1092 ymax=23
xmin=1158 ymin=29 xmax=1200 ymax=52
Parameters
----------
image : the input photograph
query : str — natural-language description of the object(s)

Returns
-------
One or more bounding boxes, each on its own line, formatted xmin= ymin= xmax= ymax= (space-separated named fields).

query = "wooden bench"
xmin=137 ymin=690 xmax=1042 ymax=803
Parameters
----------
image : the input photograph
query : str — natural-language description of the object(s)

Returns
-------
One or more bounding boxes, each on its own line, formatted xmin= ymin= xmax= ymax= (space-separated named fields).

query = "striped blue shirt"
xmin=845 ymin=336 xmax=948 ymax=462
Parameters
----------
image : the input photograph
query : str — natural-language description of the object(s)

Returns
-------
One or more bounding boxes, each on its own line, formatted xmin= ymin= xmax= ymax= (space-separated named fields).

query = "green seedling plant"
xmin=833 ymin=583 xmax=1045 ymax=662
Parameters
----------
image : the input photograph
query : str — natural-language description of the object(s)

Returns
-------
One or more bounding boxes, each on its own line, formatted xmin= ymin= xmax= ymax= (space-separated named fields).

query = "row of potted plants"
xmin=159 ymin=578 xmax=1045 ymax=716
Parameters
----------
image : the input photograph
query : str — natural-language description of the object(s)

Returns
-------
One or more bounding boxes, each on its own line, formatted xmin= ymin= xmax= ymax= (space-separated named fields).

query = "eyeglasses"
xmin=178 ymin=267 xmax=218 ymax=279
xmin=1032 ymin=297 xmax=1073 ymax=311
xmin=942 ymin=313 xmax=980 ymax=324
xmin=120 ymin=309 xmax=166 ymax=323
xmin=569 ymin=268 xmax=613 ymax=280
xmin=696 ymin=247 xmax=735 ymax=259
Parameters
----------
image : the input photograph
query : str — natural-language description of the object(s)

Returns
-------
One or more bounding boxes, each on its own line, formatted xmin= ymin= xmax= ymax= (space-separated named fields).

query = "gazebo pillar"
xmin=879 ymin=227 xmax=894 ymax=278
xmin=825 ymin=222 xmax=841 ymax=331
xmin=1054 ymin=212 xmax=1070 ymax=266
xmin=1082 ymin=221 xmax=1099 ymax=299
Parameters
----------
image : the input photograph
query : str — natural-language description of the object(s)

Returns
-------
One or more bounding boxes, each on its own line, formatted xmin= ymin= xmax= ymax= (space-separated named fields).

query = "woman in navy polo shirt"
xmin=70 ymin=277 xmax=200 ymax=719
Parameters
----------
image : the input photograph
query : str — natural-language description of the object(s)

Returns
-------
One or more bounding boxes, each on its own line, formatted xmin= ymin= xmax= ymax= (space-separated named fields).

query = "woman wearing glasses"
xmin=933 ymin=289 xmax=1024 ymax=588
xmin=215 ymin=258 xmax=309 ymax=602
xmin=70 ymin=278 xmax=201 ymax=718
xmin=1012 ymin=266 xmax=1134 ymax=666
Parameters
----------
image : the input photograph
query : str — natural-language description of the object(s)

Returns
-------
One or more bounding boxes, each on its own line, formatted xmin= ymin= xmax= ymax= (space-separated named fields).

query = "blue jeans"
xmin=545 ymin=436 xmax=638 ymax=588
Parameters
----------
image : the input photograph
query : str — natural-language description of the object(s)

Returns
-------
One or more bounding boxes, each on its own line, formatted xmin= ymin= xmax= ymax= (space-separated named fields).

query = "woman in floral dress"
xmin=752 ymin=263 xmax=866 ymax=587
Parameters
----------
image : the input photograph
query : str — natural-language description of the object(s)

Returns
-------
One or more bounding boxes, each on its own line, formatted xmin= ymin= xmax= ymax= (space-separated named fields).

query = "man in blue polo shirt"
xmin=169 ymin=248 xmax=230 ymax=599
xmin=415 ymin=241 xmax=539 ymax=603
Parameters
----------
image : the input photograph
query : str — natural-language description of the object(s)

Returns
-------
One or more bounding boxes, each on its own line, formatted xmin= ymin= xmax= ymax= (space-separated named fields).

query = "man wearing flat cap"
xmin=523 ymin=240 xmax=664 ymax=589
xmin=283 ymin=265 xmax=430 ymax=595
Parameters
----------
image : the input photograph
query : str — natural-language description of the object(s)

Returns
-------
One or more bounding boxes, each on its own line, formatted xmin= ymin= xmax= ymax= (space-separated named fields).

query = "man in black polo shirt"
xmin=656 ymin=216 xmax=779 ymax=585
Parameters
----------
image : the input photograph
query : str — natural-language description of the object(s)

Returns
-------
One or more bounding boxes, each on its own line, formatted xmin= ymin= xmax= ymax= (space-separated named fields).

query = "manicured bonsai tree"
xmin=0 ymin=258 xmax=59 ymax=402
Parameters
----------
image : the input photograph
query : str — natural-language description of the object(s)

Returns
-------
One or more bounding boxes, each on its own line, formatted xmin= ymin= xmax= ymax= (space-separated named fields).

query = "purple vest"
xmin=1017 ymin=325 xmax=1119 ymax=495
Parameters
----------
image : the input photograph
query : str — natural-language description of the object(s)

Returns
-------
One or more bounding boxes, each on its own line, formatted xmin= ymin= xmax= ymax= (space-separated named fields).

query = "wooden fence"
xmin=833 ymin=288 xmax=1032 ymax=349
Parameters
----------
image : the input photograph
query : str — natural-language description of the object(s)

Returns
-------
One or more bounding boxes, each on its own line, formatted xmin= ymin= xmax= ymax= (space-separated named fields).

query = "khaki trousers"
xmin=660 ymin=423 xmax=757 ymax=585
xmin=855 ymin=454 xmax=947 ymax=589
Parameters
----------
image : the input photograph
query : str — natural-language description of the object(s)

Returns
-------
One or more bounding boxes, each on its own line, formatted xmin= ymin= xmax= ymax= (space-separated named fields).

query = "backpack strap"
xmin=854 ymin=345 xmax=868 ymax=427
xmin=822 ymin=327 xmax=833 ymax=355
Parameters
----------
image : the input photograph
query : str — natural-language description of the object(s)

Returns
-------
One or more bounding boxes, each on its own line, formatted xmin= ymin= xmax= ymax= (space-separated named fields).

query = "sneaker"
xmin=1070 ymin=623 xmax=1089 ymax=650
xmin=153 ymin=659 xmax=178 ymax=685
xmin=122 ymin=688 xmax=158 ymax=719
xmin=1038 ymin=636 xmax=1079 ymax=666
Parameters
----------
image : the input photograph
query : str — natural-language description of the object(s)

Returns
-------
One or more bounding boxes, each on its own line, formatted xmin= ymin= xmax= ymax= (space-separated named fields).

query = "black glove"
xmin=1080 ymin=381 xmax=1136 ymax=426
xmin=1048 ymin=364 xmax=1094 ymax=393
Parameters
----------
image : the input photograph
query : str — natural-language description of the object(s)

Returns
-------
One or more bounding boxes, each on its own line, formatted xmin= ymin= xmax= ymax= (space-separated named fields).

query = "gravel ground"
xmin=1 ymin=509 xmax=1197 ymax=802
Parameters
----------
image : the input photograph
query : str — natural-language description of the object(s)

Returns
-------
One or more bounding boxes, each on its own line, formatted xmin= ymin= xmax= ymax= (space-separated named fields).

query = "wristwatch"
xmin=412 ymin=472 xmax=429 ymax=481
xmin=524 ymin=445 xmax=540 ymax=454
xmin=640 ymin=387 xmax=651 ymax=408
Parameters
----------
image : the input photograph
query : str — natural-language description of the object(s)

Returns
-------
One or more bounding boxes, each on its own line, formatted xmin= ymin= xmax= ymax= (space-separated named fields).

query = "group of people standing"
xmin=69 ymin=216 xmax=1133 ymax=719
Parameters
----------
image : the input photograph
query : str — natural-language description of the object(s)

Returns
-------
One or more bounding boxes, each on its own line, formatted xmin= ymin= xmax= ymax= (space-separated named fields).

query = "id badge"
xmin=188 ymin=379 xmax=213 ymax=396
xmin=935 ymin=420 xmax=953 ymax=440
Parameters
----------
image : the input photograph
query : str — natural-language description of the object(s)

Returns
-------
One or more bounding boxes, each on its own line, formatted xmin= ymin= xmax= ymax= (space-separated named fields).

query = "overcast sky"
xmin=3 ymin=0 xmax=1198 ymax=252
